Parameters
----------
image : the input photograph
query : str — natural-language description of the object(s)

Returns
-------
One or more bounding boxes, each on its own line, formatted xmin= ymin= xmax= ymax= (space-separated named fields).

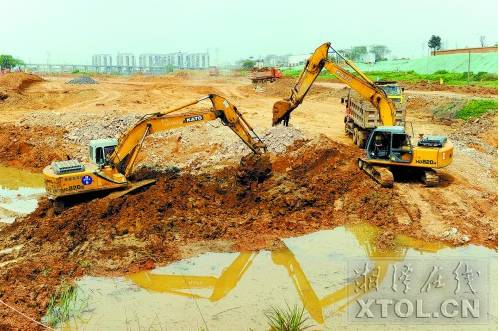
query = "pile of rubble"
xmin=67 ymin=76 xmax=98 ymax=84
xmin=260 ymin=125 xmax=305 ymax=153
xmin=63 ymin=114 xmax=142 ymax=144
xmin=138 ymin=121 xmax=306 ymax=173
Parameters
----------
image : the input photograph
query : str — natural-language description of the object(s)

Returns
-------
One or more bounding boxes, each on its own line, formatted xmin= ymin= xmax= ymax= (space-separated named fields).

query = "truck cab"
xmin=374 ymin=81 xmax=404 ymax=103
xmin=89 ymin=138 xmax=118 ymax=166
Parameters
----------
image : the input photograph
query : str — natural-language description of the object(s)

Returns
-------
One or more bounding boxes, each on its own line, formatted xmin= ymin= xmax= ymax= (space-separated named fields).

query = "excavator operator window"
xmin=103 ymin=146 xmax=116 ymax=162
xmin=95 ymin=147 xmax=104 ymax=165
xmin=389 ymin=134 xmax=413 ymax=163
xmin=369 ymin=132 xmax=390 ymax=160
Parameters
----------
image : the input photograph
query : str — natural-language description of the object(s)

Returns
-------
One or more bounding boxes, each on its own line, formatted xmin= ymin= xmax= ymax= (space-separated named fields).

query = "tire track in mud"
xmin=395 ymin=174 xmax=497 ymax=248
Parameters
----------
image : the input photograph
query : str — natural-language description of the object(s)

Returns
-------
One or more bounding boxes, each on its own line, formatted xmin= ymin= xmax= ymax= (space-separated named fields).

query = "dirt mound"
xmin=403 ymin=81 xmax=497 ymax=96
xmin=239 ymin=77 xmax=346 ymax=102
xmin=0 ymin=124 xmax=76 ymax=171
xmin=236 ymin=153 xmax=272 ymax=185
xmin=0 ymin=137 xmax=394 ymax=329
xmin=174 ymin=70 xmax=190 ymax=79
xmin=0 ymin=72 xmax=43 ymax=92
xmin=406 ymin=95 xmax=467 ymax=119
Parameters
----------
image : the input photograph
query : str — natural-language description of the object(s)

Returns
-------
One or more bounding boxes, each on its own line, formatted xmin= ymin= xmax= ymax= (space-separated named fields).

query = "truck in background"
xmin=342 ymin=81 xmax=407 ymax=147
xmin=250 ymin=67 xmax=282 ymax=84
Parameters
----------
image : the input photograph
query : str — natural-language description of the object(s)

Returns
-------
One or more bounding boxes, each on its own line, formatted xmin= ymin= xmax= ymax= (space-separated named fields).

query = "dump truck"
xmin=250 ymin=67 xmax=282 ymax=83
xmin=343 ymin=80 xmax=407 ymax=148
xmin=208 ymin=66 xmax=219 ymax=76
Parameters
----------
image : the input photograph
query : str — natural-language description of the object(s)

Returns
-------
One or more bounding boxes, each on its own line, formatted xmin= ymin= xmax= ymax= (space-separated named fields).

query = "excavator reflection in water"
xmin=128 ymin=224 xmax=447 ymax=324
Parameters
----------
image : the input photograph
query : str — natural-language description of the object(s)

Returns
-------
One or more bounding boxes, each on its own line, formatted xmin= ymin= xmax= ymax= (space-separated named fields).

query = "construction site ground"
xmin=0 ymin=72 xmax=497 ymax=329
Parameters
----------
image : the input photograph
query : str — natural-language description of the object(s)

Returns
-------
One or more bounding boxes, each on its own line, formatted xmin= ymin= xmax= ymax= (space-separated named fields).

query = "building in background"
xmin=120 ymin=52 xmax=209 ymax=70
xmin=433 ymin=46 xmax=498 ymax=56
xmin=92 ymin=54 xmax=113 ymax=66
xmin=263 ymin=54 xmax=289 ymax=67
xmin=116 ymin=53 xmax=136 ymax=67
xmin=287 ymin=54 xmax=309 ymax=67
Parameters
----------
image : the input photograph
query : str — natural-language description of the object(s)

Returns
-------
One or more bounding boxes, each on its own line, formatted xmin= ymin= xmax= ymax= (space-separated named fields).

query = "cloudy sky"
xmin=2 ymin=0 xmax=497 ymax=65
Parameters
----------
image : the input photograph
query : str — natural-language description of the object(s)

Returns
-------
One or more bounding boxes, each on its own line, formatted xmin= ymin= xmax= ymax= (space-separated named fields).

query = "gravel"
xmin=67 ymin=76 xmax=98 ymax=84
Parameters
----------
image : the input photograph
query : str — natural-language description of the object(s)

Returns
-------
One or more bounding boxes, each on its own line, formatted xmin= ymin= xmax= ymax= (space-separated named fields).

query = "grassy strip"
xmin=281 ymin=68 xmax=498 ymax=88
xmin=43 ymin=282 xmax=87 ymax=327
xmin=265 ymin=304 xmax=312 ymax=331
xmin=455 ymin=99 xmax=498 ymax=120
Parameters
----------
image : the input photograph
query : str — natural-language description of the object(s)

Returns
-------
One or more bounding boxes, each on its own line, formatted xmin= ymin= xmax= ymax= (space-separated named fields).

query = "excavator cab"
xmin=366 ymin=127 xmax=413 ymax=163
xmin=89 ymin=138 xmax=118 ymax=166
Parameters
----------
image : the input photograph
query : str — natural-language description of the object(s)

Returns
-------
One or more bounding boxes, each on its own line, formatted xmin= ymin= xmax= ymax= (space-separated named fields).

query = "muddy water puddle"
xmin=0 ymin=165 xmax=45 ymax=223
xmin=62 ymin=224 xmax=497 ymax=330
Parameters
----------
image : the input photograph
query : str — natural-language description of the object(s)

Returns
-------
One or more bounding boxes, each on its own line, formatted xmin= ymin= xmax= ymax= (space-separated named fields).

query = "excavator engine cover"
xmin=51 ymin=159 xmax=85 ymax=175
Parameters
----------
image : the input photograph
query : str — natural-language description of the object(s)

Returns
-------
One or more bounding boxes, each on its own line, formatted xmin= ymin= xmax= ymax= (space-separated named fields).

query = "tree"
xmin=0 ymin=55 xmax=24 ymax=69
xmin=427 ymin=35 xmax=442 ymax=54
xmin=369 ymin=45 xmax=390 ymax=61
xmin=350 ymin=46 xmax=368 ymax=61
xmin=480 ymin=35 xmax=486 ymax=47
xmin=240 ymin=59 xmax=256 ymax=70
xmin=337 ymin=49 xmax=353 ymax=59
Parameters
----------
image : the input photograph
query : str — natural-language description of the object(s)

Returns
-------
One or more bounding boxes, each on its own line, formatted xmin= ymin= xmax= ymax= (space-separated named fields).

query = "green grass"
xmin=43 ymin=282 xmax=87 ymax=327
xmin=455 ymin=99 xmax=498 ymax=120
xmin=265 ymin=304 xmax=312 ymax=331
xmin=281 ymin=68 xmax=498 ymax=88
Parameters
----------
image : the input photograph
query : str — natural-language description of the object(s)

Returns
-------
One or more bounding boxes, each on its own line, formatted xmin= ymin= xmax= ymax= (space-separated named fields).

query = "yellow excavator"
xmin=273 ymin=42 xmax=453 ymax=187
xmin=43 ymin=94 xmax=267 ymax=210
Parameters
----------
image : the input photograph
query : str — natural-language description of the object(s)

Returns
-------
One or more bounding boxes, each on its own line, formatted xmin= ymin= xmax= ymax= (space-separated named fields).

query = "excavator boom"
xmin=110 ymin=94 xmax=266 ymax=176
xmin=272 ymin=42 xmax=396 ymax=126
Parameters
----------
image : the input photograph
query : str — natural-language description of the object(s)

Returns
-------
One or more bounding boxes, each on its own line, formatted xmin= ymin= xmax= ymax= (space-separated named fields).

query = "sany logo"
xmin=81 ymin=175 xmax=93 ymax=185
xmin=184 ymin=115 xmax=204 ymax=123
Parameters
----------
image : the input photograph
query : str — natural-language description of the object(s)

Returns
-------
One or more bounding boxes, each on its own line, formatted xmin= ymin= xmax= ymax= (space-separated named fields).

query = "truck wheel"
xmin=344 ymin=123 xmax=349 ymax=135
xmin=356 ymin=133 xmax=365 ymax=148
xmin=353 ymin=128 xmax=359 ymax=145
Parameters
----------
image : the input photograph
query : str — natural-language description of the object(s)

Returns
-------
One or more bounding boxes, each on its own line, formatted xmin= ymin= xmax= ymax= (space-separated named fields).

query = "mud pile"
xmin=0 ymin=137 xmax=393 ymax=329
xmin=403 ymin=81 xmax=497 ymax=96
xmin=0 ymin=135 xmax=496 ymax=329
xmin=0 ymin=124 xmax=75 ymax=171
xmin=0 ymin=72 xmax=43 ymax=93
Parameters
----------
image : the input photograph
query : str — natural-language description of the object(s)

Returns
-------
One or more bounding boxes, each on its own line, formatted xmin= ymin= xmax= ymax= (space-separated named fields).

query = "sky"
xmin=1 ymin=0 xmax=497 ymax=65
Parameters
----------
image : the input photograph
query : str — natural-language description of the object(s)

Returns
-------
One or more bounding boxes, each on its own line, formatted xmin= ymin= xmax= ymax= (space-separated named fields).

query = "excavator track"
xmin=358 ymin=158 xmax=394 ymax=188
xmin=422 ymin=169 xmax=439 ymax=187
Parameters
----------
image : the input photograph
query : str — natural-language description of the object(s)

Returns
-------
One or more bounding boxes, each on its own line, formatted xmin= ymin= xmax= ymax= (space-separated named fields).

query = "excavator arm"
xmin=109 ymin=94 xmax=267 ymax=177
xmin=272 ymin=42 xmax=396 ymax=127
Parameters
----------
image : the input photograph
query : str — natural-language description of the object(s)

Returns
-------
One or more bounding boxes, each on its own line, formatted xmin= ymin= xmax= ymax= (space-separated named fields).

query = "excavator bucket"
xmin=272 ymin=100 xmax=294 ymax=126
